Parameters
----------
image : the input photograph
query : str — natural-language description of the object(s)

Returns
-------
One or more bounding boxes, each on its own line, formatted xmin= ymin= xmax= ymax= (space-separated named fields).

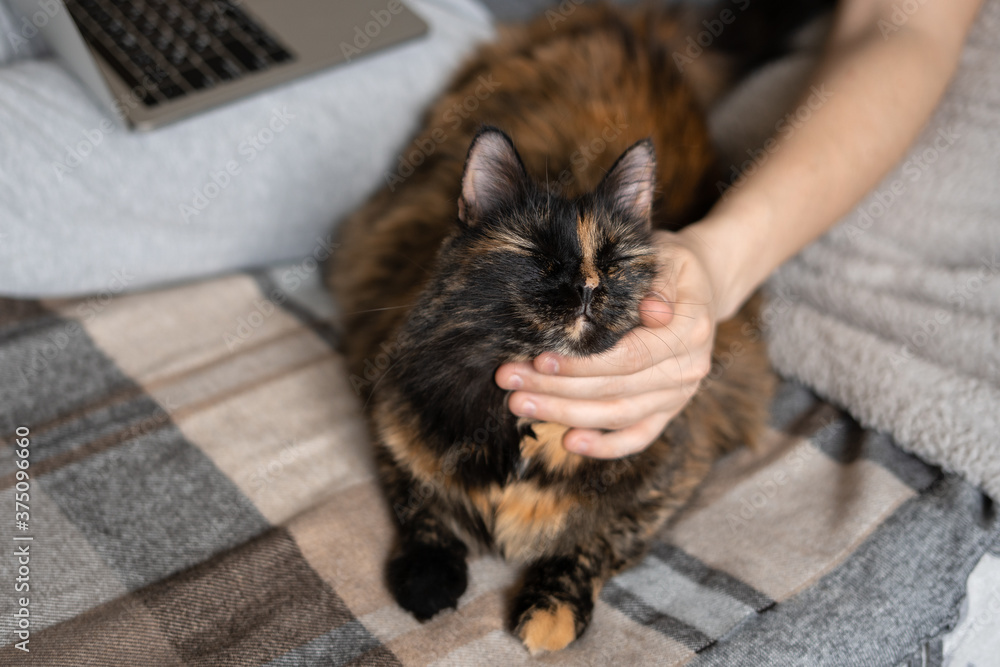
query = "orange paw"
xmin=516 ymin=602 xmax=579 ymax=655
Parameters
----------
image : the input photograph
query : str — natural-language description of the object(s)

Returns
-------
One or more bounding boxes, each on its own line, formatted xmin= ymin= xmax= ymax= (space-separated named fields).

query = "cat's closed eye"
xmin=598 ymin=253 xmax=641 ymax=276
xmin=522 ymin=248 xmax=562 ymax=275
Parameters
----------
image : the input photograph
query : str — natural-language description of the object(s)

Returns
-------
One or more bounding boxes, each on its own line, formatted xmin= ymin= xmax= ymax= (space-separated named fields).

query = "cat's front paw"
xmin=387 ymin=543 xmax=468 ymax=621
xmin=511 ymin=596 xmax=588 ymax=655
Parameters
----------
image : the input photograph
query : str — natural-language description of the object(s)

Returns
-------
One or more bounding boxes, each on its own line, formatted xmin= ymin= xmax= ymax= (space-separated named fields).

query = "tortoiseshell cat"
xmin=329 ymin=3 xmax=785 ymax=654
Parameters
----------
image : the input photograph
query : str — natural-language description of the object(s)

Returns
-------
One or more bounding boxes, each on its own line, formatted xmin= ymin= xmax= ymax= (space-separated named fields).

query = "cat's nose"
xmin=576 ymin=284 xmax=594 ymax=317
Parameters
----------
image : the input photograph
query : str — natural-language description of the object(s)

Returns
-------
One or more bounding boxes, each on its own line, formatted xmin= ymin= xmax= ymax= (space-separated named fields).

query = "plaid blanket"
xmin=1 ymin=268 xmax=997 ymax=666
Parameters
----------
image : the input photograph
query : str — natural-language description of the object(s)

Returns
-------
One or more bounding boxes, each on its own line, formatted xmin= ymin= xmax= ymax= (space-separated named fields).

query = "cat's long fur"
xmin=329 ymin=3 xmax=776 ymax=654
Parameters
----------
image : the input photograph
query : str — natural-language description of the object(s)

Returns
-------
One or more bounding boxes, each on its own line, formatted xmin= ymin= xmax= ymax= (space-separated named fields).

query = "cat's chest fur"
xmin=486 ymin=421 xmax=585 ymax=560
xmin=377 ymin=394 xmax=588 ymax=560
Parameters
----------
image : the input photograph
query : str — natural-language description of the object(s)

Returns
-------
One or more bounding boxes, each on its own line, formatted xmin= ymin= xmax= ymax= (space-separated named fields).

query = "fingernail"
xmin=539 ymin=356 xmax=559 ymax=374
xmin=517 ymin=400 xmax=536 ymax=417
xmin=507 ymin=374 xmax=523 ymax=390
xmin=568 ymin=436 xmax=590 ymax=455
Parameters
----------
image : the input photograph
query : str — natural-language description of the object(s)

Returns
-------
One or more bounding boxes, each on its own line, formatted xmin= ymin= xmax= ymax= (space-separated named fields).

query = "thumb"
xmin=639 ymin=293 xmax=674 ymax=329
xmin=641 ymin=238 xmax=682 ymax=329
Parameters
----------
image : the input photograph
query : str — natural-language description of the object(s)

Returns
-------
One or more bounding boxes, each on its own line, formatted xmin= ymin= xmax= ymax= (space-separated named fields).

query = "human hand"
xmin=495 ymin=229 xmax=721 ymax=459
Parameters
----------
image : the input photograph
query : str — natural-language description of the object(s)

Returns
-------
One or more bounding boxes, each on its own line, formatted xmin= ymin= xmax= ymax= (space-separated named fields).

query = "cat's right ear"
xmin=458 ymin=127 xmax=528 ymax=225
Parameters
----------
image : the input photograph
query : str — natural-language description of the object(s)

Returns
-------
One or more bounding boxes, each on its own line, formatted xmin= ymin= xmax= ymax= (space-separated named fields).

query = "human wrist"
xmin=678 ymin=196 xmax=774 ymax=321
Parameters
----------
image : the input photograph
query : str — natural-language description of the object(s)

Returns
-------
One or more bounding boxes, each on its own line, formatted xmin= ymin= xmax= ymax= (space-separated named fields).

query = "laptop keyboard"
xmin=64 ymin=0 xmax=295 ymax=107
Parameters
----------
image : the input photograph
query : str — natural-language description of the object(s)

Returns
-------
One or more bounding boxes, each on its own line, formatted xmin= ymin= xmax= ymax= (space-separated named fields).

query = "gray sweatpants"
xmin=0 ymin=0 xmax=494 ymax=296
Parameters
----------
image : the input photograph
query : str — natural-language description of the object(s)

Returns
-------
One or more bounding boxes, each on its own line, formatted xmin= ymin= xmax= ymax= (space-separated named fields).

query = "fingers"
xmin=562 ymin=412 xmax=674 ymax=459
xmin=497 ymin=345 xmax=708 ymax=400
xmin=506 ymin=386 xmax=696 ymax=431
xmin=496 ymin=302 xmax=713 ymax=400
xmin=531 ymin=312 xmax=707 ymax=381
xmin=496 ymin=362 xmax=633 ymax=399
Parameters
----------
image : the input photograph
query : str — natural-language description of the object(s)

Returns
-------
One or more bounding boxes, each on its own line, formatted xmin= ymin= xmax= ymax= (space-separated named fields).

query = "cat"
xmin=328 ymin=2 xmax=785 ymax=654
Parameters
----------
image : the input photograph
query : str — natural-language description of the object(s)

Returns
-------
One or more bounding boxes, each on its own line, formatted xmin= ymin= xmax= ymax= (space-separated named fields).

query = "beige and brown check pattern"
xmin=1 ymin=271 xmax=995 ymax=666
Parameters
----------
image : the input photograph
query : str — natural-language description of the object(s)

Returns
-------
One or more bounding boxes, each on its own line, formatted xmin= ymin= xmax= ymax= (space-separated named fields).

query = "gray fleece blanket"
xmin=710 ymin=0 xmax=1000 ymax=500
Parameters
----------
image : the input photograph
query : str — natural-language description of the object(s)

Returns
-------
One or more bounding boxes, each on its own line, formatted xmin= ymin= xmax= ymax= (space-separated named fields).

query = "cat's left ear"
xmin=459 ymin=127 xmax=529 ymax=225
xmin=596 ymin=139 xmax=657 ymax=224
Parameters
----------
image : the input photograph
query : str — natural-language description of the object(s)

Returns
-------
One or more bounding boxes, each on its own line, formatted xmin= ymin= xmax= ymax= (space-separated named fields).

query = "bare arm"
xmin=702 ymin=0 xmax=984 ymax=320
xmin=496 ymin=0 xmax=984 ymax=458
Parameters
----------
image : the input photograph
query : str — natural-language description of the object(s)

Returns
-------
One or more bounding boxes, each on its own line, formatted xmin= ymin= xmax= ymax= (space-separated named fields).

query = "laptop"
xmin=9 ymin=0 xmax=428 ymax=130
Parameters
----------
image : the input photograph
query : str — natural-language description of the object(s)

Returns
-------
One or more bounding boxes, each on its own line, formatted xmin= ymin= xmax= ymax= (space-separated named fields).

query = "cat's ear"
xmin=596 ymin=139 xmax=657 ymax=223
xmin=459 ymin=127 xmax=529 ymax=225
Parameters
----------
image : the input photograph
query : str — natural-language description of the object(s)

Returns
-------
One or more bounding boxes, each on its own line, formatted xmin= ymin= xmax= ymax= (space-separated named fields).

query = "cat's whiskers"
xmin=620 ymin=330 xmax=667 ymax=383
xmin=360 ymin=357 xmax=402 ymax=411
xmin=645 ymin=290 xmax=713 ymax=307
xmin=545 ymin=159 xmax=552 ymax=219
xmin=344 ymin=303 xmax=418 ymax=316
xmin=632 ymin=326 xmax=685 ymax=382
xmin=356 ymin=324 xmax=490 ymax=410
xmin=655 ymin=324 xmax=696 ymax=376
xmin=638 ymin=308 xmax=696 ymax=322
xmin=402 ymin=253 xmax=435 ymax=277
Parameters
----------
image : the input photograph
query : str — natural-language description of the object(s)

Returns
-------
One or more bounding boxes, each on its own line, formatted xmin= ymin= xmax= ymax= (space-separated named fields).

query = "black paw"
xmin=387 ymin=543 xmax=468 ymax=621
